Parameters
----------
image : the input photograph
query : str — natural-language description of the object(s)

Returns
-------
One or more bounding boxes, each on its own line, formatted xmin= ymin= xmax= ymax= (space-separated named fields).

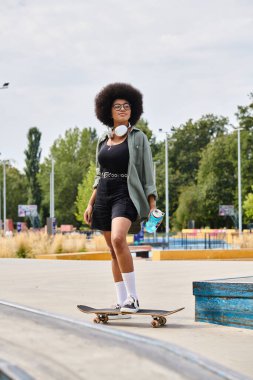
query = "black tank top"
xmin=98 ymin=138 xmax=129 ymax=174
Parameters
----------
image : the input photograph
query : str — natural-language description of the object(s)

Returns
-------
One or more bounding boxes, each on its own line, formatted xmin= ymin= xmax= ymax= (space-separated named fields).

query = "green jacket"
xmin=93 ymin=127 xmax=158 ymax=233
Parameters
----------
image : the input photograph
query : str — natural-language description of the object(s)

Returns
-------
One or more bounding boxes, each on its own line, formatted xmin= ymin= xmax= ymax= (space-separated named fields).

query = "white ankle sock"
xmin=115 ymin=281 xmax=127 ymax=306
xmin=121 ymin=272 xmax=138 ymax=300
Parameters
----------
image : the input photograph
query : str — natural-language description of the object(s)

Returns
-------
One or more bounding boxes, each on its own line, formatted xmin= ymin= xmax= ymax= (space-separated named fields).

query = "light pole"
xmin=47 ymin=158 xmax=56 ymax=235
xmin=159 ymin=129 xmax=170 ymax=243
xmin=50 ymin=158 xmax=55 ymax=218
xmin=237 ymin=127 xmax=242 ymax=233
xmin=0 ymin=155 xmax=7 ymax=234
xmin=153 ymin=160 xmax=160 ymax=241
xmin=3 ymin=161 xmax=6 ymax=234
xmin=232 ymin=126 xmax=242 ymax=233
xmin=0 ymin=158 xmax=15 ymax=234
xmin=0 ymin=83 xmax=9 ymax=233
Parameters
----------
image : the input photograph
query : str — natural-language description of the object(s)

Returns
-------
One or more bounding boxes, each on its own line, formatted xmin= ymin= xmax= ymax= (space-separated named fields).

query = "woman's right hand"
xmin=84 ymin=204 xmax=93 ymax=225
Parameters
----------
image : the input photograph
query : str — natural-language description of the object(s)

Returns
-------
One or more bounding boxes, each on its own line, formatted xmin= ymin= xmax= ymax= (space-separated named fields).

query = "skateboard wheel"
xmin=159 ymin=317 xmax=167 ymax=326
xmin=93 ymin=317 xmax=100 ymax=324
xmin=151 ymin=320 xmax=159 ymax=328
xmin=101 ymin=315 xmax=108 ymax=324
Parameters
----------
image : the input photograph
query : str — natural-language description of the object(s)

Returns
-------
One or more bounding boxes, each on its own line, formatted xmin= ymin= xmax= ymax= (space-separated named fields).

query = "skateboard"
xmin=77 ymin=305 xmax=185 ymax=328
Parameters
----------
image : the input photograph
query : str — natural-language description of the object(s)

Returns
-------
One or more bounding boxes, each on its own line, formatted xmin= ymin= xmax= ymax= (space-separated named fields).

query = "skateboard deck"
xmin=77 ymin=305 xmax=185 ymax=328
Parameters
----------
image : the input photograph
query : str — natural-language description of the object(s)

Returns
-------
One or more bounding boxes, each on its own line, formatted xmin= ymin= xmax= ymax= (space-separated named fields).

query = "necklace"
xmin=107 ymin=135 xmax=128 ymax=150
xmin=108 ymin=139 xmax=112 ymax=150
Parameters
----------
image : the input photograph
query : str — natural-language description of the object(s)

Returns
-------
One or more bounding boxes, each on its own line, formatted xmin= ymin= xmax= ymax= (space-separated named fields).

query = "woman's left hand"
xmin=148 ymin=206 xmax=156 ymax=219
xmin=148 ymin=195 xmax=156 ymax=218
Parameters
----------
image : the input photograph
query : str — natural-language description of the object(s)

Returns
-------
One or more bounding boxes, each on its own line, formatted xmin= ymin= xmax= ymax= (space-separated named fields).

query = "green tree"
xmin=243 ymin=187 xmax=253 ymax=222
xmin=75 ymin=161 xmax=96 ymax=224
xmin=235 ymin=92 xmax=253 ymax=130
xmin=135 ymin=118 xmax=153 ymax=140
xmin=228 ymin=129 xmax=253 ymax=211
xmin=196 ymin=134 xmax=236 ymax=228
xmin=38 ymin=127 xmax=97 ymax=226
xmin=170 ymin=114 xmax=228 ymax=187
xmin=183 ymin=123 xmax=253 ymax=229
xmin=168 ymin=114 xmax=229 ymax=226
xmin=24 ymin=127 xmax=42 ymax=209
xmin=0 ymin=163 xmax=27 ymax=223
xmin=235 ymin=94 xmax=253 ymax=204
xmin=174 ymin=184 xmax=203 ymax=229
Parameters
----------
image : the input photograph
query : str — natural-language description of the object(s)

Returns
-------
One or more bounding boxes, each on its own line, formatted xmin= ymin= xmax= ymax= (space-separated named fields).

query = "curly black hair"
xmin=95 ymin=82 xmax=143 ymax=127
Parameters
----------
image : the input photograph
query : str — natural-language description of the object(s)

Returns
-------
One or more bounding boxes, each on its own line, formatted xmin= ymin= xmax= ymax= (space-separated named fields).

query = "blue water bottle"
xmin=145 ymin=209 xmax=164 ymax=233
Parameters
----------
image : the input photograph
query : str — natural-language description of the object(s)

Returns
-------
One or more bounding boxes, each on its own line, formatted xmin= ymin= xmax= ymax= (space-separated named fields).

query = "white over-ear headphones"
xmin=108 ymin=123 xmax=131 ymax=138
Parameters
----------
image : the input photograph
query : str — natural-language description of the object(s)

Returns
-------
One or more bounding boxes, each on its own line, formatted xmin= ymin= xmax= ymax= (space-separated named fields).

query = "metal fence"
xmin=143 ymin=232 xmax=230 ymax=250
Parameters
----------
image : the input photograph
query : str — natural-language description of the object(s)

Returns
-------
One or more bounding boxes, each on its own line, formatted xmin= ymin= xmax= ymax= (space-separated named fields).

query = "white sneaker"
xmin=108 ymin=304 xmax=131 ymax=320
xmin=120 ymin=296 xmax=139 ymax=313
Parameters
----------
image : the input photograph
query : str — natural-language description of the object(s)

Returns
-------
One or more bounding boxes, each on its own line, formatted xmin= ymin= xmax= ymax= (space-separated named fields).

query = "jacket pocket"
xmin=133 ymin=144 xmax=142 ymax=166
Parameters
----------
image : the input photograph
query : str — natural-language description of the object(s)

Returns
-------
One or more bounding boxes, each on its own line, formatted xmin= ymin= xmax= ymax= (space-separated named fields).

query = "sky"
xmin=0 ymin=0 xmax=252 ymax=171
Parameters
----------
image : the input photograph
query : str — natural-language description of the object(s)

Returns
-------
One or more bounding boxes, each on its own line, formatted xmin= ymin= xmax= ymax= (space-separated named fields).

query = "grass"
xmin=233 ymin=232 xmax=253 ymax=248
xmin=0 ymin=231 xmax=89 ymax=258
xmin=85 ymin=234 xmax=109 ymax=252
xmin=2 ymin=229 xmax=253 ymax=258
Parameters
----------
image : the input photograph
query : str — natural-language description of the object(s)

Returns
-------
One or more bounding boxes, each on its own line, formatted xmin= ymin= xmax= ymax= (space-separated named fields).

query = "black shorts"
xmin=91 ymin=177 xmax=138 ymax=231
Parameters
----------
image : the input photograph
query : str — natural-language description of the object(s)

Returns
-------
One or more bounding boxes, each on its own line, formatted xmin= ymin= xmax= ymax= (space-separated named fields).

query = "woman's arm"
xmin=84 ymin=189 xmax=97 ymax=225
xmin=148 ymin=194 xmax=156 ymax=212
xmin=142 ymin=134 xmax=158 ymax=204
xmin=88 ymin=189 xmax=97 ymax=207
xmin=93 ymin=139 xmax=102 ymax=189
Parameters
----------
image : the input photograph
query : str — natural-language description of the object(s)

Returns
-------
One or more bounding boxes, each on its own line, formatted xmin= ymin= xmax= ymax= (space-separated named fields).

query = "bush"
xmin=0 ymin=231 xmax=87 ymax=257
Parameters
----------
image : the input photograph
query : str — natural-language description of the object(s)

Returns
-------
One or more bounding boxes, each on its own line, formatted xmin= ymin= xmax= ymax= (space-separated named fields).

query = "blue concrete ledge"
xmin=193 ymin=276 xmax=253 ymax=330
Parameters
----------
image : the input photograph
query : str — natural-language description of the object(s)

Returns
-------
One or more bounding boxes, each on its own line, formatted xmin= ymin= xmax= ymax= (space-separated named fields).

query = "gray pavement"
xmin=1 ymin=303 xmax=186 ymax=380
xmin=0 ymin=259 xmax=253 ymax=379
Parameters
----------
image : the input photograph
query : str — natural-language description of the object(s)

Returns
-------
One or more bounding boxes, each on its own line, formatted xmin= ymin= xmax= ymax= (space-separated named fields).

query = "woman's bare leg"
xmin=103 ymin=230 xmax=128 ymax=306
xmin=103 ymin=231 xmax=123 ymax=282
xmin=111 ymin=217 xmax=139 ymax=307
xmin=111 ymin=217 xmax=133 ymax=273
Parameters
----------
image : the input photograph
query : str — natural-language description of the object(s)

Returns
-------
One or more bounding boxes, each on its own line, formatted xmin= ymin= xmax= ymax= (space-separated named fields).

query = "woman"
xmin=84 ymin=83 xmax=157 ymax=314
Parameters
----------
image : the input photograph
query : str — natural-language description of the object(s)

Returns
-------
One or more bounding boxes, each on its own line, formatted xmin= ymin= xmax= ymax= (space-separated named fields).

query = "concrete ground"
xmin=0 ymin=259 xmax=253 ymax=378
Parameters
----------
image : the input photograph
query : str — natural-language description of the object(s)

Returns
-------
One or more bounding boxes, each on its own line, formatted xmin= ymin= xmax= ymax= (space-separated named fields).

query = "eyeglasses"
xmin=113 ymin=103 xmax=131 ymax=111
